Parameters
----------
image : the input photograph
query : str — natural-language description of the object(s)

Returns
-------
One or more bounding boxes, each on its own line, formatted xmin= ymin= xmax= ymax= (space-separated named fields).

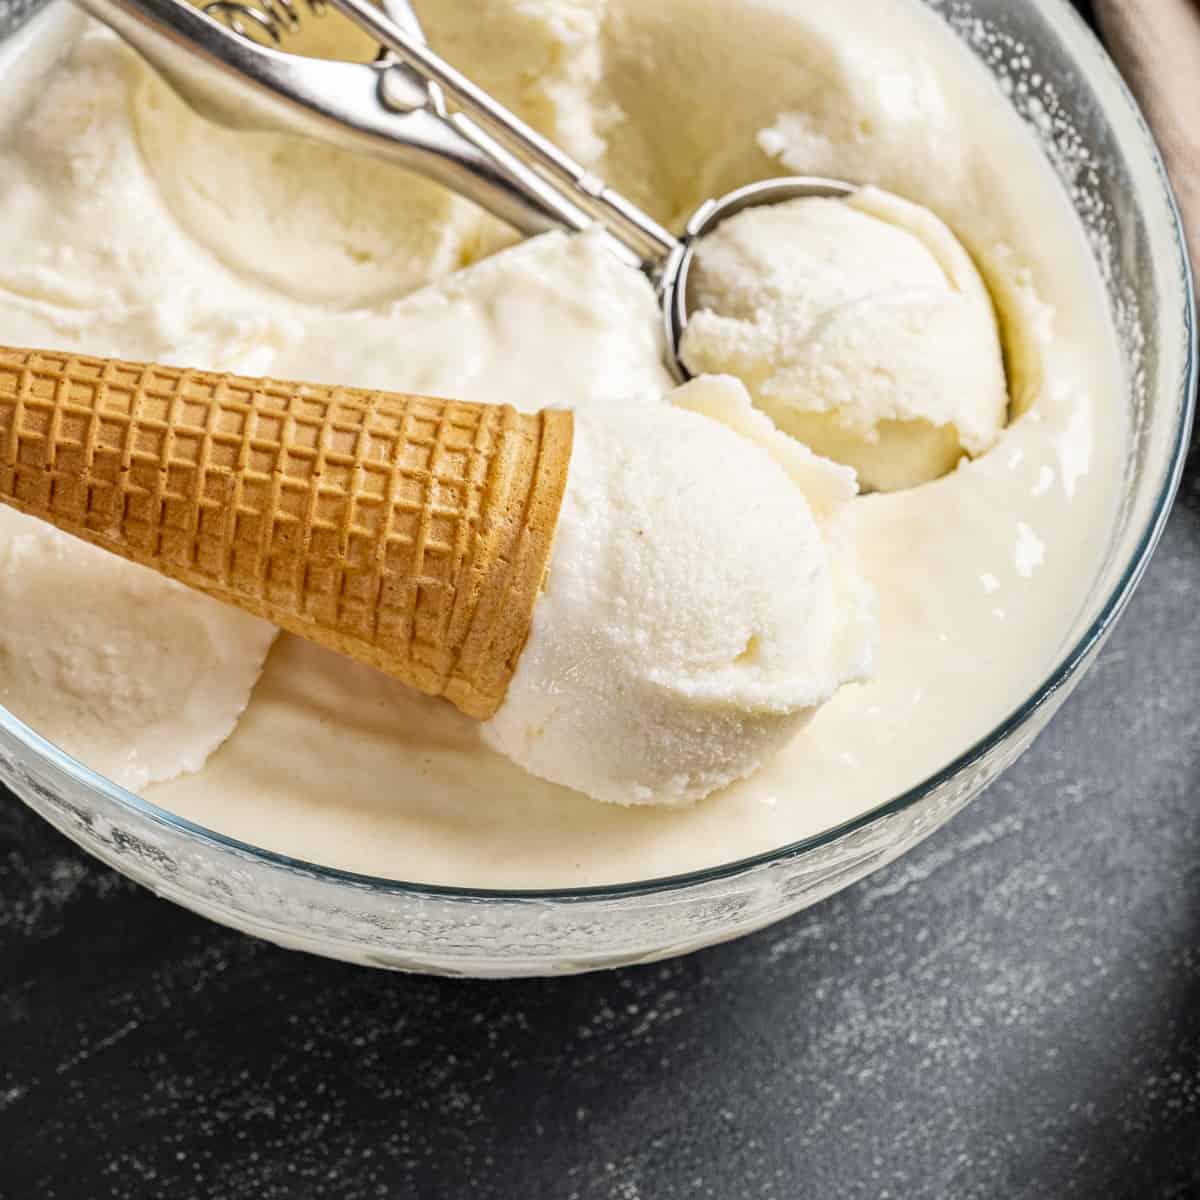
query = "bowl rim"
xmin=1 ymin=0 xmax=1196 ymax=904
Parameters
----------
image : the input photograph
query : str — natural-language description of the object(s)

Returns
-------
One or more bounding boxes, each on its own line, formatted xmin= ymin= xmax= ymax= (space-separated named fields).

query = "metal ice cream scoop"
xmin=74 ymin=0 xmax=857 ymax=380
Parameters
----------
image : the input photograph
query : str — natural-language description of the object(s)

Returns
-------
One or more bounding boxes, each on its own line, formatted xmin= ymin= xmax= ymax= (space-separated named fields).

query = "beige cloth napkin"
xmin=1095 ymin=0 xmax=1200 ymax=268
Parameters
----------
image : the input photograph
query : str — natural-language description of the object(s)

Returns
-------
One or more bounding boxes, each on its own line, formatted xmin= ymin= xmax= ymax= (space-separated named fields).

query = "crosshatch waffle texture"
xmin=0 ymin=347 xmax=574 ymax=719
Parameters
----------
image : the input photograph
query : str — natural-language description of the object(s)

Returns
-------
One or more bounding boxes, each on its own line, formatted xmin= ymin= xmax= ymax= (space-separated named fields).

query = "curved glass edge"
xmin=0 ymin=0 xmax=1195 ymax=905
xmin=0 ymin=0 xmax=50 ymax=39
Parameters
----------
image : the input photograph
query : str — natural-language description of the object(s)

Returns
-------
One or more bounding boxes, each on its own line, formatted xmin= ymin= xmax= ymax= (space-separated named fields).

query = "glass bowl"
xmin=0 ymin=0 xmax=1194 ymax=977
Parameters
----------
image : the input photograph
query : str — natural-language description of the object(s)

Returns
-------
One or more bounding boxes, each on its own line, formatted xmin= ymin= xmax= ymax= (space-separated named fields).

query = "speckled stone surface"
xmin=4 ymin=3 xmax=1200 ymax=1197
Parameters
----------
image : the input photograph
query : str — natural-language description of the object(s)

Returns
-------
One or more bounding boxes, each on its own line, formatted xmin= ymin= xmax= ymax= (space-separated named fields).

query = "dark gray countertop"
xmin=3 ymin=3 xmax=1200 ymax=1196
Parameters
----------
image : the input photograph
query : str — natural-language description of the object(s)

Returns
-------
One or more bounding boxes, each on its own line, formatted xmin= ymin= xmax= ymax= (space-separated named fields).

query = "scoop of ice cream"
xmin=679 ymin=188 xmax=1008 ymax=492
xmin=483 ymin=376 xmax=875 ymax=807
xmin=0 ymin=508 xmax=276 ymax=791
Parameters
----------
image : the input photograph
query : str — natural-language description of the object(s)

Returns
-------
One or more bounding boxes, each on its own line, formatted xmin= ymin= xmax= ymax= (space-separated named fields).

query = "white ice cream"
xmin=680 ymin=189 xmax=1010 ymax=492
xmin=0 ymin=508 xmax=275 ymax=791
xmin=0 ymin=0 xmax=1125 ymax=885
xmin=487 ymin=378 xmax=873 ymax=806
xmin=0 ymin=20 xmax=877 ymax=807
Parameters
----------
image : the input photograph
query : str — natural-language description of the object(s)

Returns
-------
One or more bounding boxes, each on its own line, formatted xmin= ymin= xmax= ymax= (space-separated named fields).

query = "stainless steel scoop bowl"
xmin=73 ymin=0 xmax=859 ymax=381
xmin=658 ymin=176 xmax=857 ymax=381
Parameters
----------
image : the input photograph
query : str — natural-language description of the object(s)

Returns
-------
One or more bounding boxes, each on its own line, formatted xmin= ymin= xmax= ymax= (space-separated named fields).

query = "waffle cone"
xmin=0 ymin=346 xmax=573 ymax=719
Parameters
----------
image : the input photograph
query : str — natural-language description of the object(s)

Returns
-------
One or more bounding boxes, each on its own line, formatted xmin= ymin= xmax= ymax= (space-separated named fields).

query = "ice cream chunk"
xmin=679 ymin=188 xmax=1009 ymax=492
xmin=483 ymin=376 xmax=875 ymax=807
xmin=416 ymin=0 xmax=614 ymax=172
xmin=133 ymin=61 xmax=490 ymax=309
xmin=0 ymin=508 xmax=276 ymax=791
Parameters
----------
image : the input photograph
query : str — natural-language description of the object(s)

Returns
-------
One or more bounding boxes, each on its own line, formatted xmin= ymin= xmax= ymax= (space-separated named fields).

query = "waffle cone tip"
xmin=0 ymin=346 xmax=573 ymax=719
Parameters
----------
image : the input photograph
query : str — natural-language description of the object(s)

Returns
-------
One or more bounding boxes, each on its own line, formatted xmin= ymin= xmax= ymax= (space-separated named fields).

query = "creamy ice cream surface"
xmin=0 ymin=0 xmax=1125 ymax=885
xmin=0 ymin=508 xmax=275 ymax=791
xmin=486 ymin=377 xmax=873 ymax=806
xmin=680 ymin=189 xmax=1010 ymax=492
